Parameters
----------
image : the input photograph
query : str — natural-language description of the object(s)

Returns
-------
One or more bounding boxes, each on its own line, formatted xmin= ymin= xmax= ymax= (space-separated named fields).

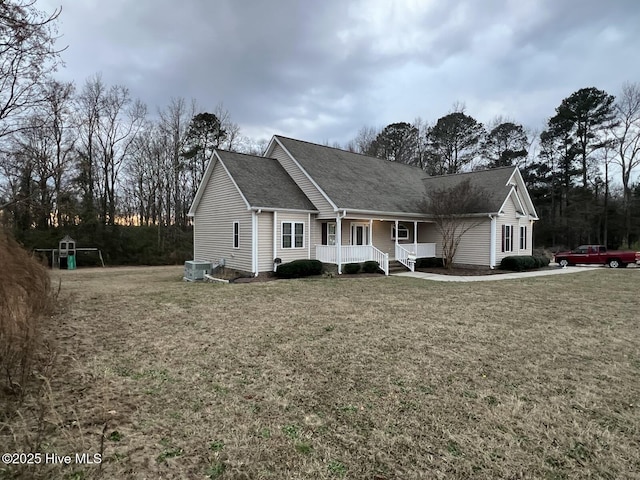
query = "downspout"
xmin=489 ymin=214 xmax=497 ymax=269
xmin=308 ymin=212 xmax=311 ymax=259
xmin=252 ymin=210 xmax=258 ymax=276
xmin=273 ymin=211 xmax=278 ymax=272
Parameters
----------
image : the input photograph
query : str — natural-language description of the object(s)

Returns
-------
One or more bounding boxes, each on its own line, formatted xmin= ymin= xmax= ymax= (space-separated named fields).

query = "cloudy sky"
xmin=40 ymin=0 xmax=640 ymax=145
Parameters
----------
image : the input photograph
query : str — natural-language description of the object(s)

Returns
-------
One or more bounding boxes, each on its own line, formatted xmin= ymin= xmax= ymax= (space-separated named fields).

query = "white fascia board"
xmin=498 ymin=186 xmax=517 ymax=214
xmin=509 ymin=168 xmax=540 ymax=219
xmin=342 ymin=208 xmax=429 ymax=218
xmin=250 ymin=207 xmax=319 ymax=214
xmin=217 ymin=156 xmax=252 ymax=210
xmin=273 ymin=137 xmax=339 ymax=211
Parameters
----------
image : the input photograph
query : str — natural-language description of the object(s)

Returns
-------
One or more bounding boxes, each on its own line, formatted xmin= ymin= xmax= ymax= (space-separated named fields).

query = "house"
xmin=187 ymin=135 xmax=539 ymax=275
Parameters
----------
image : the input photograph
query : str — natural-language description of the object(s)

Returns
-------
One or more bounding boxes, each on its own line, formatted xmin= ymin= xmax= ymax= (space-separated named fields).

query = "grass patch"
xmin=2 ymin=265 xmax=638 ymax=479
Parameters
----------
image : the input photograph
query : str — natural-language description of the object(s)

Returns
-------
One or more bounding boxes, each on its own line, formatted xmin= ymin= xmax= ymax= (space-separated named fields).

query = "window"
xmin=282 ymin=222 xmax=304 ymax=249
xmin=233 ymin=221 xmax=239 ymax=248
xmin=520 ymin=226 xmax=527 ymax=250
xmin=321 ymin=223 xmax=336 ymax=246
xmin=502 ymin=225 xmax=513 ymax=252
xmin=391 ymin=223 xmax=409 ymax=240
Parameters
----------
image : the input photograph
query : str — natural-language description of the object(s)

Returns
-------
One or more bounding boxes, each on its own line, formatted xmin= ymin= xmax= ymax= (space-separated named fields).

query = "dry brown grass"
xmin=2 ymin=266 xmax=639 ymax=479
xmin=0 ymin=231 xmax=54 ymax=396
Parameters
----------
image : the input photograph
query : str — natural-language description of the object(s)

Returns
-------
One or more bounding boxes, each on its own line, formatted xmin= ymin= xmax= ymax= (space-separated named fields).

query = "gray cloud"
xmin=41 ymin=0 xmax=640 ymax=144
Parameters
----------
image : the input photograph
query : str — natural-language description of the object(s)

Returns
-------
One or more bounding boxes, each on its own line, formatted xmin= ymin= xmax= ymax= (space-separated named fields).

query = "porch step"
xmin=388 ymin=260 xmax=409 ymax=273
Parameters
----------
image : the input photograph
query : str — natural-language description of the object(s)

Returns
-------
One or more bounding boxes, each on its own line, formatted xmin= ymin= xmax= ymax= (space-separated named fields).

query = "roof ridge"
xmin=274 ymin=135 xmax=427 ymax=173
xmin=424 ymin=165 xmax=516 ymax=180
xmin=216 ymin=149 xmax=277 ymax=161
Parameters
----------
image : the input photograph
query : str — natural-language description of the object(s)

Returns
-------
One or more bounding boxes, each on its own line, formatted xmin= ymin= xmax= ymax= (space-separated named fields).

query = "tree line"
xmin=1 ymin=1 xmax=639 ymax=258
xmin=341 ymin=86 xmax=640 ymax=250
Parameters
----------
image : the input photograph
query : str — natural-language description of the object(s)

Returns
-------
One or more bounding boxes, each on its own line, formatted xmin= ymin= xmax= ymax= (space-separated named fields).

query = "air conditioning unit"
xmin=184 ymin=260 xmax=213 ymax=281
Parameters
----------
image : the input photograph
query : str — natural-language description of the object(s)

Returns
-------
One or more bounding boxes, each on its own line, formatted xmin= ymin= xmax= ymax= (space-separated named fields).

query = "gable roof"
xmin=273 ymin=136 xmax=532 ymax=217
xmin=218 ymin=151 xmax=316 ymax=211
xmin=421 ymin=167 xmax=515 ymax=214
xmin=188 ymin=150 xmax=316 ymax=216
xmin=273 ymin=136 xmax=430 ymax=214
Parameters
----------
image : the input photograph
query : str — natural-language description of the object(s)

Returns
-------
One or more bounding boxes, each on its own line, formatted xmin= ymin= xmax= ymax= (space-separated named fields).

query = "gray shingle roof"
xmin=421 ymin=167 xmax=516 ymax=213
xmin=217 ymin=150 xmax=316 ymax=211
xmin=275 ymin=136 xmax=515 ymax=214
xmin=275 ymin=136 xmax=429 ymax=213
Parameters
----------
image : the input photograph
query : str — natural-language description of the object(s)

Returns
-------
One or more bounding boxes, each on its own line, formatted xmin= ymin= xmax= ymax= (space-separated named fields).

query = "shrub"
xmin=534 ymin=256 xmax=550 ymax=268
xmin=343 ymin=263 xmax=361 ymax=274
xmin=362 ymin=261 xmax=381 ymax=273
xmin=275 ymin=259 xmax=323 ymax=279
xmin=415 ymin=257 xmax=445 ymax=268
xmin=0 ymin=231 xmax=54 ymax=396
xmin=500 ymin=255 xmax=549 ymax=271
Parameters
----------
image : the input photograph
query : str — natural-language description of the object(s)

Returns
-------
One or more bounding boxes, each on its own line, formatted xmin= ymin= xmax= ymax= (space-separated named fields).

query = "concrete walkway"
xmin=392 ymin=266 xmax=603 ymax=282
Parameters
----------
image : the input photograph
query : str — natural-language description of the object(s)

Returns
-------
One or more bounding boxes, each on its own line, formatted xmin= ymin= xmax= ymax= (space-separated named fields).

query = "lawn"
xmin=3 ymin=266 xmax=639 ymax=479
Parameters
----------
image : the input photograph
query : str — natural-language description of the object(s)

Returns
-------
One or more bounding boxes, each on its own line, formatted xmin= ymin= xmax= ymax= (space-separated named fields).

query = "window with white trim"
xmin=233 ymin=221 xmax=240 ymax=248
xmin=391 ymin=223 xmax=409 ymax=240
xmin=327 ymin=223 xmax=336 ymax=246
xmin=282 ymin=222 xmax=304 ymax=248
xmin=520 ymin=225 xmax=527 ymax=250
xmin=502 ymin=225 xmax=513 ymax=252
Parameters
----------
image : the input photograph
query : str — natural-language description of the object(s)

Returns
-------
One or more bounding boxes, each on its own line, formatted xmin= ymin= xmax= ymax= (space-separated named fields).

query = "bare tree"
xmin=42 ymin=79 xmax=75 ymax=226
xmin=349 ymin=125 xmax=379 ymax=154
xmin=612 ymin=82 xmax=640 ymax=247
xmin=158 ymin=97 xmax=197 ymax=227
xmin=96 ymin=84 xmax=146 ymax=224
xmin=75 ymin=74 xmax=146 ymax=225
xmin=0 ymin=0 xmax=62 ymax=136
xmin=423 ymin=179 xmax=492 ymax=268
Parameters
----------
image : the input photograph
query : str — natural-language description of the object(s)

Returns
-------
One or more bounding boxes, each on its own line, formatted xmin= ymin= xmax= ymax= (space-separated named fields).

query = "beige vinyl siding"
xmin=310 ymin=218 xmax=323 ymax=248
xmin=193 ymin=162 xmax=252 ymax=272
xmin=271 ymin=144 xmax=334 ymax=216
xmin=420 ymin=218 xmax=491 ymax=266
xmin=275 ymin=212 xmax=312 ymax=263
xmin=496 ymin=194 xmax=525 ymax=263
xmin=257 ymin=212 xmax=274 ymax=272
xmin=371 ymin=221 xmax=417 ymax=257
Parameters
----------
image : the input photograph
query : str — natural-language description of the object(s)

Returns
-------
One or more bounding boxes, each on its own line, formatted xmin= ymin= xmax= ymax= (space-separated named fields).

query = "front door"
xmin=350 ymin=223 xmax=369 ymax=246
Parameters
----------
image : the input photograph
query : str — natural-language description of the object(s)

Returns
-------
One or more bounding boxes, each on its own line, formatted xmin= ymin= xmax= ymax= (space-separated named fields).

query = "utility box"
xmin=184 ymin=261 xmax=213 ymax=281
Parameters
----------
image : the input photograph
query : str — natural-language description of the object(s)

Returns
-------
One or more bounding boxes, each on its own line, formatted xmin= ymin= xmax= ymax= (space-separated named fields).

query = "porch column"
xmin=368 ymin=219 xmax=373 ymax=245
xmin=395 ymin=220 xmax=399 ymax=260
xmin=394 ymin=220 xmax=398 ymax=247
xmin=489 ymin=215 xmax=497 ymax=269
xmin=413 ymin=220 xmax=418 ymax=254
xmin=336 ymin=215 xmax=342 ymax=274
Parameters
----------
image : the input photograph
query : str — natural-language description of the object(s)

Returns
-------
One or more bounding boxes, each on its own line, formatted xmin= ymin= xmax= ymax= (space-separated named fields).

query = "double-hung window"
xmin=502 ymin=225 xmax=513 ymax=252
xmin=322 ymin=222 xmax=336 ymax=246
xmin=282 ymin=222 xmax=304 ymax=248
xmin=233 ymin=221 xmax=240 ymax=248
xmin=520 ymin=225 xmax=527 ymax=250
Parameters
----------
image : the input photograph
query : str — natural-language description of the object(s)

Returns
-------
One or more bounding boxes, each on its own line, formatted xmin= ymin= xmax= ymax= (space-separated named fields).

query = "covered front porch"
xmin=314 ymin=218 xmax=436 ymax=275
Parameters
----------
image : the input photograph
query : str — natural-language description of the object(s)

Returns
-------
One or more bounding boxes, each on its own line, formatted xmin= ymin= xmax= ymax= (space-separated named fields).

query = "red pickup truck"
xmin=554 ymin=245 xmax=640 ymax=268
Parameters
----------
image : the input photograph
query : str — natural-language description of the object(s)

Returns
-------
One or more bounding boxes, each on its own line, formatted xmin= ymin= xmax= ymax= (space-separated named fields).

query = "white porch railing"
xmin=315 ymin=245 xmax=389 ymax=276
xmin=395 ymin=244 xmax=416 ymax=271
xmin=395 ymin=243 xmax=437 ymax=272
xmin=415 ymin=243 xmax=436 ymax=258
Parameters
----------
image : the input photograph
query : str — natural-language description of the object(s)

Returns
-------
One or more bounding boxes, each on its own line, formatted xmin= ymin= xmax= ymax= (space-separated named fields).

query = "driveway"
xmin=392 ymin=265 xmax=604 ymax=282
